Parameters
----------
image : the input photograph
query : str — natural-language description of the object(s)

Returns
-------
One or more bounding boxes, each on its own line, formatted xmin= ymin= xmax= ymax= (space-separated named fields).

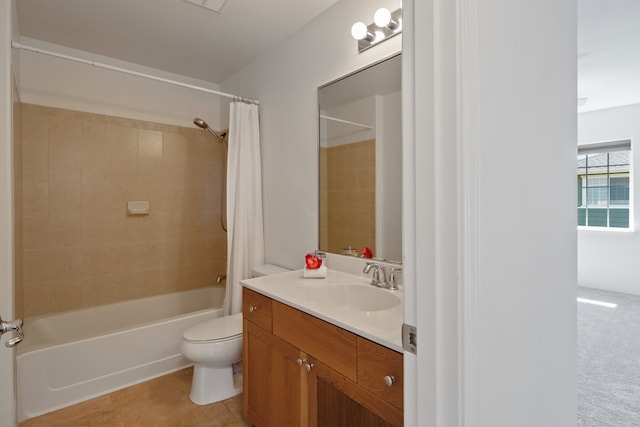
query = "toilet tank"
xmin=251 ymin=264 xmax=290 ymax=278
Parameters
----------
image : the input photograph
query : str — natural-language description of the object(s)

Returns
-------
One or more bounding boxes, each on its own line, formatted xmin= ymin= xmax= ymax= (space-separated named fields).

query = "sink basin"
xmin=309 ymin=285 xmax=401 ymax=312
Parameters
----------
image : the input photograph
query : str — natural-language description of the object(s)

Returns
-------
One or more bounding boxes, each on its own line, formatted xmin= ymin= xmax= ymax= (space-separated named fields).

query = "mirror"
xmin=318 ymin=54 xmax=402 ymax=262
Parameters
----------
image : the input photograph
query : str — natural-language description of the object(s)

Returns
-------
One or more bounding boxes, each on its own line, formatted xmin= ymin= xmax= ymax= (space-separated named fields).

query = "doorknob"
xmin=0 ymin=315 xmax=24 ymax=348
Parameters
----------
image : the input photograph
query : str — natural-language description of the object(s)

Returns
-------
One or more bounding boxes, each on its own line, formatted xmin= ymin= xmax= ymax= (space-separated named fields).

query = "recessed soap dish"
xmin=127 ymin=201 xmax=150 ymax=215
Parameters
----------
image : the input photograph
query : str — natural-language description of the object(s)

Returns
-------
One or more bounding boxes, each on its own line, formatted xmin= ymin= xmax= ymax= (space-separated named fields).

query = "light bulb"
xmin=351 ymin=22 xmax=368 ymax=40
xmin=374 ymin=8 xmax=392 ymax=27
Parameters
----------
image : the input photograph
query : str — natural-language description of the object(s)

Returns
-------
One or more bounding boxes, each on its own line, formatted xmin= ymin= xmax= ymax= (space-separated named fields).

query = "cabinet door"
xmin=244 ymin=320 xmax=272 ymax=426
xmin=244 ymin=320 xmax=307 ymax=427
xmin=268 ymin=333 xmax=306 ymax=427
xmin=309 ymin=361 xmax=403 ymax=427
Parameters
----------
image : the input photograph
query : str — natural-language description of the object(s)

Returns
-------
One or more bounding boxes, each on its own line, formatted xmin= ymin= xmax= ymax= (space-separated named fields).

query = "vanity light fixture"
xmin=351 ymin=7 xmax=402 ymax=54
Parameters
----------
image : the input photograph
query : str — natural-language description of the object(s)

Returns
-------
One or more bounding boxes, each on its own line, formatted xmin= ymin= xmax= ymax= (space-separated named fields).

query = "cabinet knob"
xmin=249 ymin=305 xmax=257 ymax=313
xmin=305 ymin=363 xmax=315 ymax=373
xmin=296 ymin=358 xmax=306 ymax=367
xmin=383 ymin=375 xmax=396 ymax=387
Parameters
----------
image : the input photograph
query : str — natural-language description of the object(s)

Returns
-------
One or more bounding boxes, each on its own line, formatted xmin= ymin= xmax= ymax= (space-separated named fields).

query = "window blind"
xmin=578 ymin=139 xmax=631 ymax=155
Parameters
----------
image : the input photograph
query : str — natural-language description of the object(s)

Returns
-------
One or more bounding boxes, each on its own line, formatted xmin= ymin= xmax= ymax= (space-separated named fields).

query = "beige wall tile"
xmin=185 ymin=212 xmax=212 ymax=241
xmin=162 ymin=211 xmax=186 ymax=242
xmin=82 ymin=122 xmax=111 ymax=162
xmin=23 ymin=182 xmax=48 ymax=217
xmin=162 ymin=186 xmax=185 ymax=214
xmin=23 ymin=282 xmax=51 ymax=318
xmin=110 ymin=160 xmax=138 ymax=185
xmin=48 ymin=183 xmax=82 ymax=219
xmin=20 ymin=105 xmax=226 ymax=317
xmin=324 ymin=139 xmax=376 ymax=255
xmin=82 ymin=216 xmax=119 ymax=247
xmin=23 ymin=216 xmax=83 ymax=250
xmin=137 ymin=157 xmax=163 ymax=186
xmin=82 ymin=182 xmax=115 ymax=217
xmin=49 ymin=154 xmax=82 ymax=184
xmin=161 ymin=161 xmax=185 ymax=187
xmin=49 ymin=119 xmax=82 ymax=184
xmin=163 ymin=132 xmax=187 ymax=165
xmin=22 ymin=147 xmax=49 ymax=183
xmin=49 ymin=279 xmax=86 ymax=313
xmin=185 ymin=159 xmax=207 ymax=187
xmin=121 ymin=214 xmax=163 ymax=243
xmin=111 ymin=125 xmax=139 ymax=161
xmin=115 ymin=241 xmax=164 ymax=273
xmin=138 ymin=129 xmax=163 ymax=159
xmin=185 ymin=186 xmax=206 ymax=213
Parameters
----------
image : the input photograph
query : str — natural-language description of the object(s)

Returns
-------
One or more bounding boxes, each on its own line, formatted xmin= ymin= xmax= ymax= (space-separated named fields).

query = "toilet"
xmin=181 ymin=263 xmax=290 ymax=405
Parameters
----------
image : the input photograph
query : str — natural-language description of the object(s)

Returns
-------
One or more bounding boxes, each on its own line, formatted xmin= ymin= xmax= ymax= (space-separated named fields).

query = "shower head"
xmin=193 ymin=117 xmax=209 ymax=130
xmin=193 ymin=117 xmax=227 ymax=142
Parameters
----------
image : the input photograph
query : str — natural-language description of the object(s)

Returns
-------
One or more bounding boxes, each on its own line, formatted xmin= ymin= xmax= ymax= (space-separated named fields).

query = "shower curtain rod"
xmin=11 ymin=41 xmax=259 ymax=105
xmin=320 ymin=114 xmax=373 ymax=129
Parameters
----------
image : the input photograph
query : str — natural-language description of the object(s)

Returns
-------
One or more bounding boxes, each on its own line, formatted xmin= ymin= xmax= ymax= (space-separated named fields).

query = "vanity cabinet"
xmin=243 ymin=288 xmax=403 ymax=427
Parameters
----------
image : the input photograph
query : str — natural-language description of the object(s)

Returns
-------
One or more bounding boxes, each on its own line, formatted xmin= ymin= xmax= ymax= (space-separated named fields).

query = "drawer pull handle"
xmin=305 ymin=363 xmax=315 ymax=373
xmin=249 ymin=305 xmax=258 ymax=313
xmin=383 ymin=375 xmax=396 ymax=387
xmin=296 ymin=358 xmax=306 ymax=367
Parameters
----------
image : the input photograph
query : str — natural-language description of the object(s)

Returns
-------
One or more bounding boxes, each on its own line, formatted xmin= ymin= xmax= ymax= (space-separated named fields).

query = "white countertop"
xmin=241 ymin=269 xmax=403 ymax=353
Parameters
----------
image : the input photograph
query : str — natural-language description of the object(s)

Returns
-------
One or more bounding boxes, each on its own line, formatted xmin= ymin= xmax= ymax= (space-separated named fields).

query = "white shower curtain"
xmin=224 ymin=101 xmax=265 ymax=315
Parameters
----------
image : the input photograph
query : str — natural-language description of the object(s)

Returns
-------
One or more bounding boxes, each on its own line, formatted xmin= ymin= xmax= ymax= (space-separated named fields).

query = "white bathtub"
xmin=17 ymin=286 xmax=225 ymax=421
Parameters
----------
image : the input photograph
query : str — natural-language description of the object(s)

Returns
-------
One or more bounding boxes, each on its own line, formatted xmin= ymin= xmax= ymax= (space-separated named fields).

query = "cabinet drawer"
xmin=357 ymin=337 xmax=403 ymax=409
xmin=272 ymin=301 xmax=358 ymax=381
xmin=243 ymin=288 xmax=273 ymax=332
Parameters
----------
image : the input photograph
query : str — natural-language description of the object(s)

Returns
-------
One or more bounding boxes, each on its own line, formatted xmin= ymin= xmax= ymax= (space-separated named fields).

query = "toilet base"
xmin=189 ymin=364 xmax=242 ymax=406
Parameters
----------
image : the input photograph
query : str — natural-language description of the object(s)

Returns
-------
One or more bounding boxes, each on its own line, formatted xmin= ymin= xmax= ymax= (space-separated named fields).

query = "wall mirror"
xmin=318 ymin=53 xmax=402 ymax=263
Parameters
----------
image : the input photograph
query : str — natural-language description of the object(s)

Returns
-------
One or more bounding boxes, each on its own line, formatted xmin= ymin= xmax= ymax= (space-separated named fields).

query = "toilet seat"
xmin=183 ymin=313 xmax=243 ymax=344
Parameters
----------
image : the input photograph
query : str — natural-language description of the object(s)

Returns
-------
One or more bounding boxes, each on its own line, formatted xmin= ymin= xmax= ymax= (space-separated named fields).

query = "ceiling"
xmin=14 ymin=0 xmax=640 ymax=113
xmin=578 ymin=0 xmax=640 ymax=112
xmin=15 ymin=0 xmax=339 ymax=84
xmin=319 ymin=54 xmax=401 ymax=111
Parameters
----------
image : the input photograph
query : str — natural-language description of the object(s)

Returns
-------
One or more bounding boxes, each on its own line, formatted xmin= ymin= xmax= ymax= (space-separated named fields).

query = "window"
xmin=577 ymin=140 xmax=631 ymax=229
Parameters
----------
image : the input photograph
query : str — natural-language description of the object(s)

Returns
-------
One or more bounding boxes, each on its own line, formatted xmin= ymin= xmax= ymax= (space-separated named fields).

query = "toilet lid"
xmin=183 ymin=313 xmax=243 ymax=343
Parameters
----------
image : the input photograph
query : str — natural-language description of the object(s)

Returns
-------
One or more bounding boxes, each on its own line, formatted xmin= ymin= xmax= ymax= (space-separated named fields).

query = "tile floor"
xmin=18 ymin=367 xmax=252 ymax=427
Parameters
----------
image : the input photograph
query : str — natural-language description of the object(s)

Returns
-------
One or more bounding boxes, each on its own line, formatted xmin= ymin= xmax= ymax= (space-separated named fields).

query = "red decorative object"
xmin=305 ymin=254 xmax=323 ymax=269
xmin=362 ymin=247 xmax=373 ymax=259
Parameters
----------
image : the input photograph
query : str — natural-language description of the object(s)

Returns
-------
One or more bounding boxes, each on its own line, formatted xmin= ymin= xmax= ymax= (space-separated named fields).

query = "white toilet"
xmin=181 ymin=263 xmax=290 ymax=405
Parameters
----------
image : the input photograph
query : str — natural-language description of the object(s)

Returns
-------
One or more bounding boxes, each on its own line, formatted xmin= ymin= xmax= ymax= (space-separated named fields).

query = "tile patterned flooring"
xmin=18 ymin=367 xmax=252 ymax=427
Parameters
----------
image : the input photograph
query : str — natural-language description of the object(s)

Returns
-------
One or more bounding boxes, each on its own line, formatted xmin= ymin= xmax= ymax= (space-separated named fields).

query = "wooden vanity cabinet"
xmin=243 ymin=289 xmax=306 ymax=427
xmin=242 ymin=288 xmax=403 ymax=427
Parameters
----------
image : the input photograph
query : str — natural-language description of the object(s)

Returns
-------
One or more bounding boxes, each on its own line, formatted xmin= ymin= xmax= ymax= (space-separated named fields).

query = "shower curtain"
xmin=225 ymin=101 xmax=265 ymax=315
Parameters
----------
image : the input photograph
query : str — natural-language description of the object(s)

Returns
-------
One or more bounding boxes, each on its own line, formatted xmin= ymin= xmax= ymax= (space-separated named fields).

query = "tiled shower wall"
xmin=320 ymin=139 xmax=376 ymax=256
xmin=21 ymin=104 xmax=227 ymax=318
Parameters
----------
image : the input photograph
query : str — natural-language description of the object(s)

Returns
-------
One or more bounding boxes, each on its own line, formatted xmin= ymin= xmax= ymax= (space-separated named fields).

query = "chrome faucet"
xmin=363 ymin=263 xmax=402 ymax=290
xmin=387 ymin=266 xmax=402 ymax=290
xmin=363 ymin=263 xmax=388 ymax=288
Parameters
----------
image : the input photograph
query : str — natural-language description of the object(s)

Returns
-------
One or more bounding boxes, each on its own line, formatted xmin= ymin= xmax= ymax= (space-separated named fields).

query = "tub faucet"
xmin=363 ymin=263 xmax=387 ymax=288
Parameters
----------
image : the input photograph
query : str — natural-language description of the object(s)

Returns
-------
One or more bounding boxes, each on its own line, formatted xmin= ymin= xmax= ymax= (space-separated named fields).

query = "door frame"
xmin=0 ymin=1 xmax=17 ymax=426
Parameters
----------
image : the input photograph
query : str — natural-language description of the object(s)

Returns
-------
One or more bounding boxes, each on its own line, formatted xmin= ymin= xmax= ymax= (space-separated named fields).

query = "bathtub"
xmin=17 ymin=286 xmax=225 ymax=421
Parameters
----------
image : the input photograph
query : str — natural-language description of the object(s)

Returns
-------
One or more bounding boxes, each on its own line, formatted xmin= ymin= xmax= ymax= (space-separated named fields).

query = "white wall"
xmin=221 ymin=0 xmax=401 ymax=270
xmin=224 ymin=1 xmax=577 ymax=426
xmin=463 ymin=0 xmax=577 ymax=424
xmin=321 ymin=96 xmax=376 ymax=147
xmin=17 ymin=37 xmax=225 ymax=130
xmin=376 ymin=91 xmax=402 ymax=261
xmin=578 ymin=103 xmax=640 ymax=295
